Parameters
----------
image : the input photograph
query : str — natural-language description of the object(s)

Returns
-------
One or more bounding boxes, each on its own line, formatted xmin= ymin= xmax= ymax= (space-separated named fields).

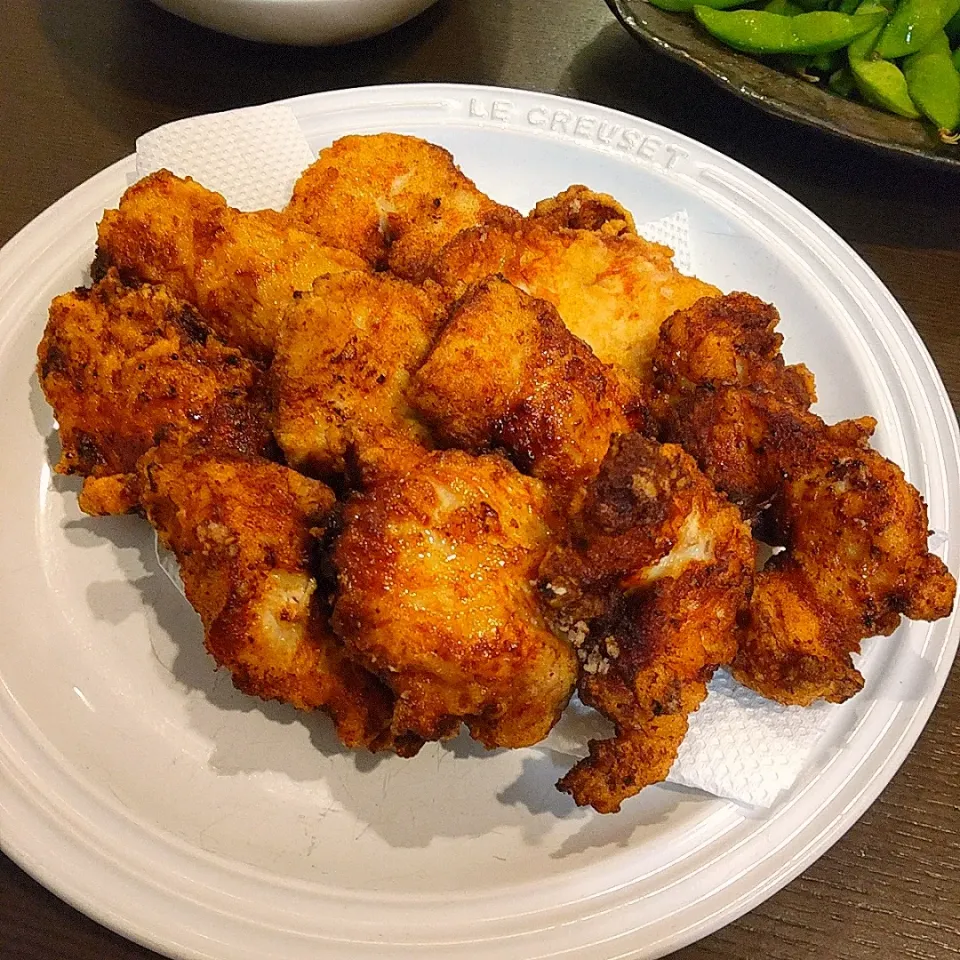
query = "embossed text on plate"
xmin=467 ymin=97 xmax=690 ymax=173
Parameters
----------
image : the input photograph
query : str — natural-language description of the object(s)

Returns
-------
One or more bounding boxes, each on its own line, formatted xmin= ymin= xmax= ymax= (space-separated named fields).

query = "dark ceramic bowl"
xmin=606 ymin=0 xmax=960 ymax=168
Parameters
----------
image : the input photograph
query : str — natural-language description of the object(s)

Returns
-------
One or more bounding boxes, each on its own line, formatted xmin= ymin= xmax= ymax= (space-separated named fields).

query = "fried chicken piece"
xmin=95 ymin=170 xmax=368 ymax=360
xmin=412 ymin=276 xmax=646 ymax=505
xmin=333 ymin=450 xmax=578 ymax=749
xmin=286 ymin=133 xmax=515 ymax=281
xmin=138 ymin=445 xmax=414 ymax=753
xmin=429 ymin=202 xmax=719 ymax=381
xmin=651 ymin=293 xmax=956 ymax=705
xmin=37 ymin=271 xmax=271 ymax=516
xmin=528 ymin=185 xmax=637 ymax=234
xmin=654 ymin=291 xmax=816 ymax=406
xmin=271 ymin=271 xmax=444 ymax=483
xmin=540 ymin=433 xmax=754 ymax=813
xmin=653 ymin=291 xmax=817 ymax=520
xmin=733 ymin=420 xmax=956 ymax=705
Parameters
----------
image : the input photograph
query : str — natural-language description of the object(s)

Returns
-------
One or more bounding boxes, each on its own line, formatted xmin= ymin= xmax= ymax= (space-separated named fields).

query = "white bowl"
xmin=151 ymin=0 xmax=441 ymax=45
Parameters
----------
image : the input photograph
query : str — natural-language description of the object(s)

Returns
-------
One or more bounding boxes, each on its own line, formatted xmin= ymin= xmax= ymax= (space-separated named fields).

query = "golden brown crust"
xmin=412 ymin=276 xmax=647 ymax=504
xmin=542 ymin=434 xmax=754 ymax=812
xmin=529 ymin=185 xmax=637 ymax=235
xmin=96 ymin=170 xmax=367 ymax=360
xmin=333 ymin=450 xmax=578 ymax=749
xmin=286 ymin=134 xmax=515 ymax=281
xmin=271 ymin=271 xmax=444 ymax=483
xmin=37 ymin=271 xmax=272 ymax=513
xmin=731 ymin=429 xmax=956 ymax=705
xmin=137 ymin=446 xmax=409 ymax=751
xmin=35 ymin=147 xmax=958 ymax=808
xmin=653 ymin=291 xmax=816 ymax=406
xmin=430 ymin=212 xmax=719 ymax=381
xmin=651 ymin=293 xmax=957 ymax=705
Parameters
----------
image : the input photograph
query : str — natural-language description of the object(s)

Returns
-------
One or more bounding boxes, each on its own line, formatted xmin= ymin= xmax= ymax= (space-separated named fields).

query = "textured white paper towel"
xmin=143 ymin=104 xmax=837 ymax=810
xmin=636 ymin=210 xmax=693 ymax=275
xmin=545 ymin=675 xmax=835 ymax=808
xmin=136 ymin=105 xmax=315 ymax=211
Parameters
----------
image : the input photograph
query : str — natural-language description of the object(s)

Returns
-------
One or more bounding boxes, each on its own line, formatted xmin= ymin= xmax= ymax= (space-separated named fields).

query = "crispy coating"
xmin=653 ymin=293 xmax=817 ymax=520
xmin=138 ymin=446 xmax=413 ymax=752
xmin=37 ymin=271 xmax=271 ymax=515
xmin=652 ymin=293 xmax=957 ymax=705
xmin=96 ymin=170 xmax=367 ymax=360
xmin=653 ymin=291 xmax=816 ymax=406
xmin=412 ymin=276 xmax=646 ymax=504
xmin=271 ymin=271 xmax=444 ymax=482
xmin=529 ymin=185 xmax=637 ymax=234
xmin=286 ymin=134 xmax=514 ymax=280
xmin=540 ymin=434 xmax=754 ymax=813
xmin=430 ymin=204 xmax=719 ymax=380
xmin=333 ymin=450 xmax=578 ymax=748
xmin=734 ymin=421 xmax=956 ymax=705
xmin=37 ymin=144 xmax=958 ymax=807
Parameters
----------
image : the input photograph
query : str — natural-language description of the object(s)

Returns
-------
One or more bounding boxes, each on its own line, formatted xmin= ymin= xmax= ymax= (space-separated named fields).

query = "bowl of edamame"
xmin=606 ymin=0 xmax=960 ymax=166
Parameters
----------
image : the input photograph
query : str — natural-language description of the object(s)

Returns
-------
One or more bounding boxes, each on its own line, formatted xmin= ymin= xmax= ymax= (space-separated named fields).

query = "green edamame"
xmin=904 ymin=30 xmax=960 ymax=133
xmin=875 ymin=0 xmax=959 ymax=58
xmin=693 ymin=6 xmax=885 ymax=54
xmin=653 ymin=0 xmax=960 ymax=143
xmin=764 ymin=0 xmax=805 ymax=15
xmin=648 ymin=0 xmax=751 ymax=14
xmin=848 ymin=0 xmax=922 ymax=116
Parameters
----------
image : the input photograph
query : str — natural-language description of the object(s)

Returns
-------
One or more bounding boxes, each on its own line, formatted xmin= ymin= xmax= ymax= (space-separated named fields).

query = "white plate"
xmin=0 ymin=84 xmax=957 ymax=960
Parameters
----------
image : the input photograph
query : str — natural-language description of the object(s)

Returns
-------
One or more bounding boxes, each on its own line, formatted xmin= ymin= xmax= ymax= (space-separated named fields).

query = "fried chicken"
xmin=333 ymin=450 xmax=578 ymax=749
xmin=37 ymin=271 xmax=271 ymax=515
xmin=653 ymin=291 xmax=817 ymax=521
xmin=95 ymin=170 xmax=367 ymax=360
xmin=138 ymin=445 xmax=414 ymax=753
xmin=36 ymin=143 xmax=958 ymax=809
xmin=429 ymin=200 xmax=719 ymax=380
xmin=540 ymin=433 xmax=754 ymax=813
xmin=734 ymin=419 xmax=956 ymax=705
xmin=528 ymin=185 xmax=637 ymax=234
xmin=652 ymin=293 xmax=957 ymax=705
xmin=271 ymin=270 xmax=445 ymax=483
xmin=286 ymin=133 xmax=515 ymax=281
xmin=412 ymin=276 xmax=646 ymax=505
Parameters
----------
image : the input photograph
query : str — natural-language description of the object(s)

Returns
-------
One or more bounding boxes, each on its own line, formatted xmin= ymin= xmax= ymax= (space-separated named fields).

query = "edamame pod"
xmin=904 ymin=31 xmax=960 ymax=133
xmin=847 ymin=0 xmax=887 ymax=50
xmin=648 ymin=0 xmax=752 ymax=13
xmin=876 ymin=0 xmax=959 ymax=59
xmin=953 ymin=44 xmax=960 ymax=67
xmin=693 ymin=6 xmax=885 ymax=54
xmin=764 ymin=0 xmax=805 ymax=14
xmin=849 ymin=0 xmax=923 ymax=117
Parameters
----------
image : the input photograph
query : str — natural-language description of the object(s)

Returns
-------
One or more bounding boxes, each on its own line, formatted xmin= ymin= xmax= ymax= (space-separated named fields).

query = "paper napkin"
xmin=636 ymin=210 xmax=693 ymax=275
xmin=136 ymin=105 xmax=315 ymax=211
xmin=142 ymin=104 xmax=837 ymax=810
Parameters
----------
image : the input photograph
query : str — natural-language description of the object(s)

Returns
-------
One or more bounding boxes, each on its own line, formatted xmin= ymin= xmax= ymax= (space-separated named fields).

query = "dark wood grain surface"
xmin=1 ymin=1 xmax=958 ymax=958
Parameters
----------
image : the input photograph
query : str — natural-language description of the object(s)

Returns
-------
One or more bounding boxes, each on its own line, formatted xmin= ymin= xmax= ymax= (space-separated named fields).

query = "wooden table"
xmin=1 ymin=0 xmax=958 ymax=957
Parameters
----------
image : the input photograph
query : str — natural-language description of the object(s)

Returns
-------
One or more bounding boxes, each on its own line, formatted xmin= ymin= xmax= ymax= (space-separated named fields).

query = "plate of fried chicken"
xmin=0 ymin=85 xmax=957 ymax=960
